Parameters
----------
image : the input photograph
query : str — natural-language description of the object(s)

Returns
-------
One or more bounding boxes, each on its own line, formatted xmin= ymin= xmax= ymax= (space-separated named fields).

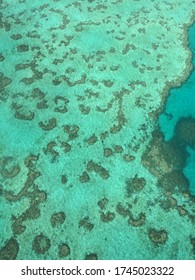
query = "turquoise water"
xmin=159 ymin=23 xmax=195 ymax=195
xmin=0 ymin=1 xmax=195 ymax=260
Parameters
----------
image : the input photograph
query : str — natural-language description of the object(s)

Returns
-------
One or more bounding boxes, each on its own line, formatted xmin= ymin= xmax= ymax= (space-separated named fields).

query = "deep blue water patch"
xmin=159 ymin=23 xmax=195 ymax=195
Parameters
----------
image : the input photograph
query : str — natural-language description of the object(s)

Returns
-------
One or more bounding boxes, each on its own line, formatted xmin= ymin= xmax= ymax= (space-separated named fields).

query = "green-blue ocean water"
xmin=159 ymin=23 xmax=195 ymax=195
xmin=0 ymin=1 xmax=195 ymax=260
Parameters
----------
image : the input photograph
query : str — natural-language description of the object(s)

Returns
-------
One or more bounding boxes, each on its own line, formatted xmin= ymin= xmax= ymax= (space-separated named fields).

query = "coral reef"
xmin=174 ymin=117 xmax=195 ymax=147
xmin=58 ymin=243 xmax=70 ymax=258
xmin=32 ymin=233 xmax=51 ymax=255
xmin=148 ymin=229 xmax=168 ymax=245
xmin=0 ymin=238 xmax=19 ymax=260
xmin=0 ymin=0 xmax=195 ymax=260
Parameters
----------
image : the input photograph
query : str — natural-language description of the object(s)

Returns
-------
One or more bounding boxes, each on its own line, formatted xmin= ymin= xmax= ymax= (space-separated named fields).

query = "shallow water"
xmin=0 ymin=0 xmax=195 ymax=260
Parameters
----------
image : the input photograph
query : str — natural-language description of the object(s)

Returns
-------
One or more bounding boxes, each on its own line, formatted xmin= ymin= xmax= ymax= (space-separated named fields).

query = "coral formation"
xmin=174 ymin=117 xmax=195 ymax=147
xmin=50 ymin=212 xmax=66 ymax=228
xmin=0 ymin=238 xmax=19 ymax=260
xmin=32 ymin=234 xmax=51 ymax=254
xmin=0 ymin=0 xmax=194 ymax=260
xmin=58 ymin=243 xmax=70 ymax=258
xmin=85 ymin=253 xmax=98 ymax=260
xmin=148 ymin=229 xmax=168 ymax=245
